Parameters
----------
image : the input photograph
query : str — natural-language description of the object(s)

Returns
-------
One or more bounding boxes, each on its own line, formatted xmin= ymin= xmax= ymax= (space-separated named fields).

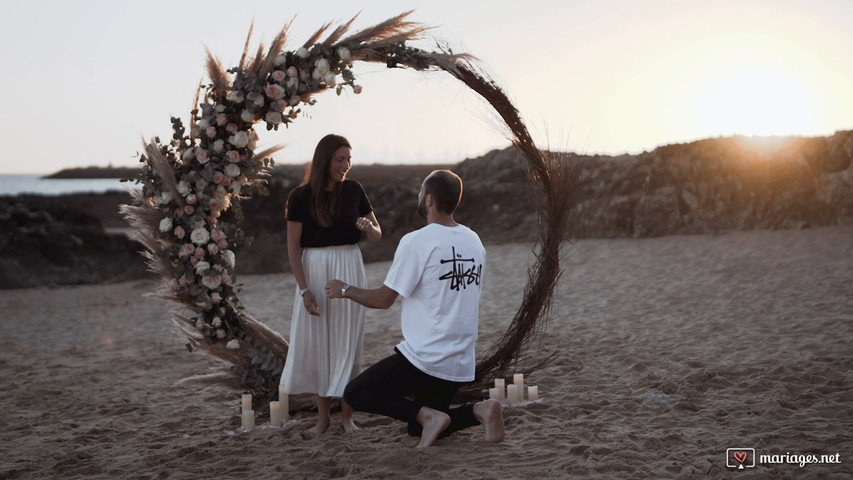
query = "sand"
xmin=1 ymin=226 xmax=850 ymax=479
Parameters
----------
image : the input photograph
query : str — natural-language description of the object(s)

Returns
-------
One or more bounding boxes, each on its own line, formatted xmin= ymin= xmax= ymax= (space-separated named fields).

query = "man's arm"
xmin=325 ymin=279 xmax=398 ymax=309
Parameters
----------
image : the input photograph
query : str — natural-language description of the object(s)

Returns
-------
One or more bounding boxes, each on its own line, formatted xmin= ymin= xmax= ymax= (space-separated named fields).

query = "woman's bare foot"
xmin=341 ymin=399 xmax=360 ymax=432
xmin=473 ymin=399 xmax=505 ymax=443
xmin=306 ymin=395 xmax=332 ymax=436
xmin=415 ymin=407 xmax=450 ymax=448
xmin=307 ymin=416 xmax=331 ymax=436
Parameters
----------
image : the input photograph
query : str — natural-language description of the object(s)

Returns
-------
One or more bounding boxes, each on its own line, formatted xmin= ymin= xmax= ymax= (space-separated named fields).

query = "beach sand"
xmin=1 ymin=226 xmax=850 ymax=479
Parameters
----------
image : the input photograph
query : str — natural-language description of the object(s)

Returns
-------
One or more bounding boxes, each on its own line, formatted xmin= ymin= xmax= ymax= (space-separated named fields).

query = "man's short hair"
xmin=423 ymin=170 xmax=463 ymax=214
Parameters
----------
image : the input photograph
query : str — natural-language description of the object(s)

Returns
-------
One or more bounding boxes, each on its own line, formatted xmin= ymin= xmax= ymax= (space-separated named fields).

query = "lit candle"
xmin=513 ymin=373 xmax=524 ymax=397
xmin=506 ymin=384 xmax=519 ymax=404
xmin=241 ymin=410 xmax=255 ymax=431
xmin=278 ymin=385 xmax=290 ymax=421
xmin=270 ymin=401 xmax=282 ymax=426
xmin=494 ymin=379 xmax=505 ymax=400
xmin=241 ymin=393 xmax=252 ymax=413
xmin=489 ymin=387 xmax=500 ymax=400
xmin=528 ymin=385 xmax=539 ymax=401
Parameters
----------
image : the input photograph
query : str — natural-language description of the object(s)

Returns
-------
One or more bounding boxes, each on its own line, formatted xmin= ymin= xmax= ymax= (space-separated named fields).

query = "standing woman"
xmin=280 ymin=134 xmax=382 ymax=434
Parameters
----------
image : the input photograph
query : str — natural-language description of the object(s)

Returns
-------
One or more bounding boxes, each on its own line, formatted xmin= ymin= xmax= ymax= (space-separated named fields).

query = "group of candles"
xmin=489 ymin=373 xmax=539 ymax=403
xmin=241 ymin=385 xmax=290 ymax=431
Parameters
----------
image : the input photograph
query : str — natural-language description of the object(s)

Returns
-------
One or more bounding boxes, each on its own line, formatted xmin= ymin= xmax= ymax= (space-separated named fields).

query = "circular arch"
xmin=122 ymin=11 xmax=581 ymax=403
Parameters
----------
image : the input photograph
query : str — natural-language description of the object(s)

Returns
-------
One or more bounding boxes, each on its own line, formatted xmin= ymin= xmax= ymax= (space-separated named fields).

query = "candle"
xmin=513 ymin=373 xmax=524 ymax=395
xmin=241 ymin=393 xmax=252 ymax=413
xmin=528 ymin=385 xmax=539 ymax=401
xmin=241 ymin=410 xmax=255 ymax=431
xmin=494 ymin=379 xmax=505 ymax=400
xmin=489 ymin=387 xmax=500 ymax=400
xmin=278 ymin=385 xmax=290 ymax=421
xmin=270 ymin=401 xmax=282 ymax=426
xmin=506 ymin=384 xmax=519 ymax=404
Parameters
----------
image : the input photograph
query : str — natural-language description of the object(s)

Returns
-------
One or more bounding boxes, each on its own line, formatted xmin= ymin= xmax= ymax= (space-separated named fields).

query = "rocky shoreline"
xmin=2 ymin=131 xmax=851 ymax=289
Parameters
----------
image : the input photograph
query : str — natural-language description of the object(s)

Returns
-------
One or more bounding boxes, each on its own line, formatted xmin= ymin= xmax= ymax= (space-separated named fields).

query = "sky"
xmin=0 ymin=0 xmax=851 ymax=174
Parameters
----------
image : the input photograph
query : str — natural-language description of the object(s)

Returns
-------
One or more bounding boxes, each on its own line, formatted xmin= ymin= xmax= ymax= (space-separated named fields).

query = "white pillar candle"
xmin=513 ymin=373 xmax=524 ymax=397
xmin=506 ymin=384 xmax=519 ymax=404
xmin=270 ymin=401 xmax=282 ymax=426
xmin=278 ymin=385 xmax=290 ymax=421
xmin=488 ymin=387 xmax=500 ymax=400
xmin=241 ymin=410 xmax=255 ymax=431
xmin=494 ymin=379 xmax=505 ymax=400
xmin=528 ymin=385 xmax=539 ymax=401
xmin=241 ymin=393 xmax=252 ymax=413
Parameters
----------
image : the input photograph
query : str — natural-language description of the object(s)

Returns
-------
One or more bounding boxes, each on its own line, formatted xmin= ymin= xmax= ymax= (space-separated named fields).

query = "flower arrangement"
xmin=122 ymin=11 xmax=580 ymax=404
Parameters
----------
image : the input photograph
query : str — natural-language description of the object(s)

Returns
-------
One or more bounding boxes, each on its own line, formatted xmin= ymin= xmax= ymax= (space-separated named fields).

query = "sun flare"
xmin=698 ymin=65 xmax=816 ymax=137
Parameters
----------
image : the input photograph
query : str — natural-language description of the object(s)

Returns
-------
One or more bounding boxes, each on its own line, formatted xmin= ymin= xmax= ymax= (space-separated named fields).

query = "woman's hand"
xmin=355 ymin=216 xmax=372 ymax=231
xmin=356 ymin=212 xmax=382 ymax=242
xmin=302 ymin=290 xmax=320 ymax=316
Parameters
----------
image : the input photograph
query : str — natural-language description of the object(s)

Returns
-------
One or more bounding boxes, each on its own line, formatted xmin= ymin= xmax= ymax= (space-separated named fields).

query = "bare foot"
xmin=415 ymin=407 xmax=450 ymax=448
xmin=473 ymin=399 xmax=505 ymax=443
xmin=306 ymin=417 xmax=330 ymax=436
xmin=342 ymin=418 xmax=360 ymax=433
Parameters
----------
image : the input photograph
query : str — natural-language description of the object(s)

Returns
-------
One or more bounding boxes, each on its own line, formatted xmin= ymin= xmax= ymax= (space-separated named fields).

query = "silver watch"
xmin=341 ymin=284 xmax=351 ymax=297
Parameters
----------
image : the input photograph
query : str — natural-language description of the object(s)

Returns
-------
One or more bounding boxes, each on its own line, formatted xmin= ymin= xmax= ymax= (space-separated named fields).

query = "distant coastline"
xmin=44 ymin=166 xmax=139 ymax=179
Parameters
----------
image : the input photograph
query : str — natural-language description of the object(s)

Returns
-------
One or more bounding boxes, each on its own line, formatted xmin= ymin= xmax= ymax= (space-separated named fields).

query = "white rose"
xmin=202 ymin=274 xmax=222 ymax=290
xmin=286 ymin=66 xmax=298 ymax=77
xmin=226 ymin=339 xmax=240 ymax=350
xmin=194 ymin=260 xmax=211 ymax=274
xmin=211 ymin=316 xmax=222 ymax=328
xmin=295 ymin=47 xmax=310 ymax=58
xmin=215 ymin=104 xmax=226 ymax=113
xmin=225 ymin=163 xmax=241 ymax=177
xmin=337 ymin=47 xmax=351 ymax=62
xmin=227 ymin=90 xmax=245 ymax=103
xmin=158 ymin=217 xmax=173 ymax=232
xmin=324 ymin=72 xmax=336 ymax=86
xmin=177 ymin=181 xmax=191 ymax=195
xmin=265 ymin=111 xmax=283 ymax=125
xmin=315 ymin=58 xmax=330 ymax=74
xmin=181 ymin=149 xmax=195 ymax=161
xmin=229 ymin=131 xmax=249 ymax=148
xmin=311 ymin=68 xmax=321 ymax=81
xmin=197 ymin=118 xmax=209 ymax=129
xmin=286 ymin=77 xmax=299 ymax=91
xmin=240 ymin=110 xmax=254 ymax=123
xmin=190 ymin=227 xmax=210 ymax=245
xmin=274 ymin=54 xmax=287 ymax=65
xmin=223 ymin=249 xmax=235 ymax=268
xmin=160 ymin=191 xmax=172 ymax=205
xmin=229 ymin=182 xmax=242 ymax=195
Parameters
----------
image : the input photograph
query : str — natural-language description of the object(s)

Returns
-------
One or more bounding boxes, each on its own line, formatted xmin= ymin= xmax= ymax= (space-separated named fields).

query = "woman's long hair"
xmin=303 ymin=134 xmax=351 ymax=227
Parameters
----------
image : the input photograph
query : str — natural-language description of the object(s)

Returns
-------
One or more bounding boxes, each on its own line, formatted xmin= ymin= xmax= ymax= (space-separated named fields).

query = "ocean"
xmin=0 ymin=175 xmax=139 ymax=196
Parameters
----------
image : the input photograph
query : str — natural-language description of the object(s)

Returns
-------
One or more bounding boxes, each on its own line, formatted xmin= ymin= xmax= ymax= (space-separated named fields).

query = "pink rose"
xmin=186 ymin=194 xmax=198 ymax=205
xmin=207 ymin=243 xmax=219 ymax=255
xmin=191 ymin=257 xmax=199 ymax=266
xmin=213 ymin=171 xmax=225 ymax=184
xmin=353 ymin=85 xmax=363 ymax=94
xmin=210 ymin=229 xmax=227 ymax=243
xmin=286 ymin=66 xmax=298 ymax=78
xmin=183 ymin=205 xmax=195 ymax=215
xmin=265 ymin=83 xmax=286 ymax=99
xmin=209 ymin=197 xmax=222 ymax=211
xmin=226 ymin=123 xmax=239 ymax=134
xmin=216 ymin=329 xmax=226 ymax=340
xmin=194 ymin=247 xmax=205 ymax=260
xmin=227 ymin=150 xmax=241 ymax=163
xmin=205 ymin=126 xmax=217 ymax=138
xmin=272 ymin=70 xmax=286 ymax=82
xmin=174 ymin=225 xmax=186 ymax=239
xmin=216 ymin=113 xmax=227 ymax=126
xmin=220 ymin=176 xmax=232 ymax=187
xmin=179 ymin=243 xmax=196 ymax=257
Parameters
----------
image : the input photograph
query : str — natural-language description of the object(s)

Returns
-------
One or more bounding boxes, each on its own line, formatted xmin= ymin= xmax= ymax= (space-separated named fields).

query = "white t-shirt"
xmin=384 ymin=223 xmax=485 ymax=382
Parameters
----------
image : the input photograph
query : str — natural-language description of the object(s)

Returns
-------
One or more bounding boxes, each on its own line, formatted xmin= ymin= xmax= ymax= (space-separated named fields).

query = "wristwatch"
xmin=341 ymin=284 xmax=351 ymax=297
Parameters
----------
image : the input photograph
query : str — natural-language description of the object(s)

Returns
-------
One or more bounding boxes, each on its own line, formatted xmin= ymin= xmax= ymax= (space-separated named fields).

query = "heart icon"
xmin=733 ymin=451 xmax=747 ymax=464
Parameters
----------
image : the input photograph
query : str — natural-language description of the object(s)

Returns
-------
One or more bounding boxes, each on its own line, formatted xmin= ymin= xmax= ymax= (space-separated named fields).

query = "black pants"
xmin=344 ymin=349 xmax=480 ymax=437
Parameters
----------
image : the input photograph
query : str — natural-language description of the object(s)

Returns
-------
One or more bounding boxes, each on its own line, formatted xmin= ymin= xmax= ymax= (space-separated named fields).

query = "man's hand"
xmin=326 ymin=279 xmax=346 ymax=299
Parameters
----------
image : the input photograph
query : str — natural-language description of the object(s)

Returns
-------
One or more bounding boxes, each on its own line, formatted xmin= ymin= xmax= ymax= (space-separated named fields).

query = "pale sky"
xmin=0 ymin=0 xmax=851 ymax=174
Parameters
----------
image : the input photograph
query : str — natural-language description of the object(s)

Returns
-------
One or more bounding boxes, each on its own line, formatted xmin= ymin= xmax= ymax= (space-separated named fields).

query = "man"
xmin=325 ymin=170 xmax=504 ymax=448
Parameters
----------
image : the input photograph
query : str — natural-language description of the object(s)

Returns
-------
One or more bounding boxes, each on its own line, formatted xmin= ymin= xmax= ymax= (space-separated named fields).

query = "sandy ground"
xmin=0 ymin=226 xmax=850 ymax=479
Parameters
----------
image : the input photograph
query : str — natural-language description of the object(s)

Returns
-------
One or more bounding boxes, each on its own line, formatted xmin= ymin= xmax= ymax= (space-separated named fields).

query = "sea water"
xmin=0 ymin=175 xmax=138 ymax=196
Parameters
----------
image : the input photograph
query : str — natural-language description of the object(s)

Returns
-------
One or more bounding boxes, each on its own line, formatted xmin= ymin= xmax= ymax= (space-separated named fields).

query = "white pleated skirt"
xmin=280 ymin=244 xmax=368 ymax=398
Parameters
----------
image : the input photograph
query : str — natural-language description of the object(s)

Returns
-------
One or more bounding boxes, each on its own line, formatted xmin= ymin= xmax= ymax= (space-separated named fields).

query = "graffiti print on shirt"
xmin=438 ymin=246 xmax=483 ymax=291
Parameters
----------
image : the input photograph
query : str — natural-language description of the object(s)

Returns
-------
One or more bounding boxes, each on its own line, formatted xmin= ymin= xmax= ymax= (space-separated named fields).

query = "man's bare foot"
xmin=415 ymin=407 xmax=450 ymax=448
xmin=473 ymin=399 xmax=505 ymax=443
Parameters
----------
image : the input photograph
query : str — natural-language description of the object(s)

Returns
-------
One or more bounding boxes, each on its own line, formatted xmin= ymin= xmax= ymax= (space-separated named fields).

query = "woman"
xmin=280 ymin=134 xmax=382 ymax=434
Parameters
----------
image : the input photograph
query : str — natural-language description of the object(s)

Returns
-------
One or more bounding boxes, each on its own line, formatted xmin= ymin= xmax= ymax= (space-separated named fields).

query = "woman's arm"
xmin=356 ymin=211 xmax=382 ymax=242
xmin=287 ymin=221 xmax=319 ymax=316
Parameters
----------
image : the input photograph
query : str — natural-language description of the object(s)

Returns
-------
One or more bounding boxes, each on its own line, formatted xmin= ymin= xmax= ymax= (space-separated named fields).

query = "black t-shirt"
xmin=285 ymin=179 xmax=374 ymax=248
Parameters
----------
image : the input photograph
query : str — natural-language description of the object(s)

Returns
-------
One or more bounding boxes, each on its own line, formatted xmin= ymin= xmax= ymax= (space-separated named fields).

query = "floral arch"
xmin=122 ymin=12 xmax=581 ymax=404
